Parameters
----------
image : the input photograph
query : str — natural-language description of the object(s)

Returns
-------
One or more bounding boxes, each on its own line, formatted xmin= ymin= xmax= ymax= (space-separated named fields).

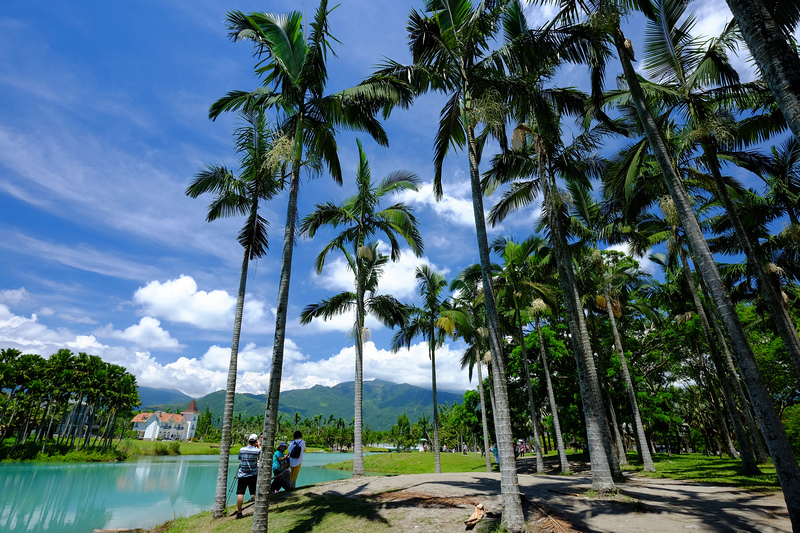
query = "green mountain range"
xmin=139 ymin=380 xmax=464 ymax=431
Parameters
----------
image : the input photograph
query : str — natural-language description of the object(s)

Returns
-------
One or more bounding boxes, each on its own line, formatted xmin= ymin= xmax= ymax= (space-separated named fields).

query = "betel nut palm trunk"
xmin=475 ymin=357 xmax=493 ymax=472
xmin=430 ymin=336 xmax=441 ymax=474
xmin=516 ymin=309 xmax=545 ymax=473
xmin=465 ymin=120 xmax=526 ymax=531
xmin=725 ymin=0 xmax=800 ymax=138
xmin=536 ymin=316 xmax=570 ymax=473
xmin=251 ymin=126 xmax=303 ymax=533
xmin=539 ymin=140 xmax=618 ymax=491
xmin=601 ymin=281 xmax=655 ymax=472
xmin=676 ymin=240 xmax=762 ymax=473
xmin=613 ymin=27 xmax=800 ymax=530
xmin=701 ymin=139 xmax=800 ymax=379
xmin=211 ymin=246 xmax=250 ymax=518
xmin=353 ymin=265 xmax=366 ymax=476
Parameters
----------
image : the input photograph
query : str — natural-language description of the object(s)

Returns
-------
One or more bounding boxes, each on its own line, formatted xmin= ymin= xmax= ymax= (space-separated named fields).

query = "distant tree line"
xmin=0 ymin=348 xmax=140 ymax=459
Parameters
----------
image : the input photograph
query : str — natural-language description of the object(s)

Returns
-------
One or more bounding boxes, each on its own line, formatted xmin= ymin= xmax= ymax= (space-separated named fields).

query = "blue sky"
xmin=0 ymin=1 xmax=751 ymax=399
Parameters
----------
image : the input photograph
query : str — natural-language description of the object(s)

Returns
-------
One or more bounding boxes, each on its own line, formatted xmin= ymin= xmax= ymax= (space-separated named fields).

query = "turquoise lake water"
xmin=0 ymin=453 xmax=359 ymax=532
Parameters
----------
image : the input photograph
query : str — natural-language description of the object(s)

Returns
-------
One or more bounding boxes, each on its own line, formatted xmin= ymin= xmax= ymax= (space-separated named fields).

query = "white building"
xmin=131 ymin=400 xmax=200 ymax=441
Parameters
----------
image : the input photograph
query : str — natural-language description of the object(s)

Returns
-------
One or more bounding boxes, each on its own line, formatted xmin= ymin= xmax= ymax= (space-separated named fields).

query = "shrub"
xmin=154 ymin=442 xmax=170 ymax=455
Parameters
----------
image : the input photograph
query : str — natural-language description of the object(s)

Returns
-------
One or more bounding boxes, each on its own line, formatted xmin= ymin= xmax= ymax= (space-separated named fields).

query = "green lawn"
xmin=624 ymin=452 xmax=780 ymax=490
xmin=154 ymin=491 xmax=399 ymax=533
xmin=325 ymin=451 xmax=494 ymax=474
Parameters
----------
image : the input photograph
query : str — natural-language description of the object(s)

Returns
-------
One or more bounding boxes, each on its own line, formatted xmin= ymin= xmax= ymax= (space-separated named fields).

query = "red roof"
xmin=130 ymin=411 xmax=186 ymax=423
xmin=184 ymin=399 xmax=199 ymax=413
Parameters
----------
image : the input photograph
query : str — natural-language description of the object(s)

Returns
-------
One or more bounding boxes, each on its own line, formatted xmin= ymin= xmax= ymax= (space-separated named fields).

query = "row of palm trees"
xmin=0 ymin=348 xmax=140 ymax=456
xmin=190 ymin=0 xmax=800 ymax=531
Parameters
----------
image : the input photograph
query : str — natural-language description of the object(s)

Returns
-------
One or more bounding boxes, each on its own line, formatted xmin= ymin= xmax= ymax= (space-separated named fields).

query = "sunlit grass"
xmin=623 ymin=452 xmax=780 ymax=490
xmin=325 ymin=451 xmax=495 ymax=474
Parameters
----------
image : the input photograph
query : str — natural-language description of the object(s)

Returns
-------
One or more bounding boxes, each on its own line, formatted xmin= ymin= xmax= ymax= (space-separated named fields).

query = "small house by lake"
xmin=131 ymin=399 xmax=199 ymax=441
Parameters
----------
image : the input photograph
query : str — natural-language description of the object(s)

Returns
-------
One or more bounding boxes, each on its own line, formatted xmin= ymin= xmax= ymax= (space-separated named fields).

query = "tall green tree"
xmin=636 ymin=0 xmax=800 ymax=380
xmin=187 ymin=108 xmax=280 ymax=518
xmin=553 ymin=0 xmax=800 ymax=523
xmin=487 ymin=117 xmax=622 ymax=490
xmin=300 ymin=246 xmax=412 ymax=470
xmin=392 ymin=265 xmax=453 ymax=475
xmin=452 ymin=264 xmax=495 ymax=473
xmin=567 ymin=180 xmax=656 ymax=471
xmin=209 ymin=2 xmax=408 ymax=528
xmin=300 ymin=139 xmax=422 ymax=476
xmin=492 ymin=235 xmax=554 ymax=473
xmin=376 ymin=1 xmax=531 ymax=522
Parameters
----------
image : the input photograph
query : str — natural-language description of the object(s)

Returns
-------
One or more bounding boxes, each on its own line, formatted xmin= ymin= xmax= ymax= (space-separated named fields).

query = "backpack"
xmin=289 ymin=440 xmax=302 ymax=459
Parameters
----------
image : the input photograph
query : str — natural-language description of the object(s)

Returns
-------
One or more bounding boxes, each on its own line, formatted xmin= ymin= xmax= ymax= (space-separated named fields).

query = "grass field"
xmin=626 ymin=452 xmax=780 ymax=490
xmin=153 ymin=491 xmax=401 ymax=533
xmin=117 ymin=440 xmax=330 ymax=457
xmin=326 ymin=449 xmax=781 ymax=490
xmin=325 ymin=450 xmax=493 ymax=474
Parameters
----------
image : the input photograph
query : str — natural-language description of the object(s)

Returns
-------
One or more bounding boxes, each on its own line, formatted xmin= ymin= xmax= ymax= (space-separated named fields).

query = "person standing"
xmin=235 ymin=434 xmax=260 ymax=519
xmin=287 ymin=430 xmax=306 ymax=489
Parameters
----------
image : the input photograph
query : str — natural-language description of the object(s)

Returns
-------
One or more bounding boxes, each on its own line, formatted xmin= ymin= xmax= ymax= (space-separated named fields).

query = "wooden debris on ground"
xmin=464 ymin=502 xmax=485 ymax=529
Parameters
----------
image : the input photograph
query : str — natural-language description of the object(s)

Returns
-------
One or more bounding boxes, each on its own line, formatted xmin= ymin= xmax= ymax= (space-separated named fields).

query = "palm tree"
xmin=300 ymin=139 xmax=422 ymax=476
xmin=186 ymin=108 xmax=280 ymax=518
xmin=723 ymin=0 xmax=800 ymax=137
xmin=554 ymin=0 xmax=800 ymax=520
xmin=451 ymin=263 xmax=495 ymax=473
xmin=210 ymin=2 xmax=408 ymax=527
xmin=566 ymin=180 xmax=656 ymax=471
xmin=487 ymin=117 xmax=621 ymax=490
xmin=392 ymin=265 xmax=453 ymax=474
xmin=530 ymin=298 xmax=571 ymax=473
xmin=376 ymin=2 xmax=528 ymax=522
xmin=491 ymin=235 xmax=554 ymax=474
xmin=300 ymin=243 xmax=411 ymax=470
xmin=635 ymin=0 xmax=800 ymax=380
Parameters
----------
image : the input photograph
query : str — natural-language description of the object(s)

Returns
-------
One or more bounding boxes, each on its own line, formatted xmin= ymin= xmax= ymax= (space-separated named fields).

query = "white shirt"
xmin=287 ymin=439 xmax=306 ymax=467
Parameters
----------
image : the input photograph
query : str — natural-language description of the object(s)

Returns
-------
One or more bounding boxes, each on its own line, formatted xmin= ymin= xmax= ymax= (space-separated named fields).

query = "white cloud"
xmin=0 ymin=288 xmax=31 ymax=306
xmin=132 ymin=275 xmax=273 ymax=332
xmin=0 ymin=231 xmax=160 ymax=281
xmin=0 ymin=301 xmax=469 ymax=399
xmin=0 ymin=304 xmax=75 ymax=350
xmin=288 ymin=340 xmax=471 ymax=393
xmin=99 ymin=316 xmax=183 ymax=350
xmin=304 ymin=242 xmax=453 ymax=333
xmin=67 ymin=335 xmax=108 ymax=351
xmin=399 ymin=181 xmax=477 ymax=228
xmin=200 ymin=342 xmax=272 ymax=373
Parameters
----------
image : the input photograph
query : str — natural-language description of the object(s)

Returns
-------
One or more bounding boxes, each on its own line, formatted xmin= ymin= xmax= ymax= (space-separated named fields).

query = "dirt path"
xmin=303 ymin=464 xmax=790 ymax=532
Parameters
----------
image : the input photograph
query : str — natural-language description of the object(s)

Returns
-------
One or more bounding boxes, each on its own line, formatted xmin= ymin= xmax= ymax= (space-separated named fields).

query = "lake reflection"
xmin=0 ymin=453 xmax=357 ymax=532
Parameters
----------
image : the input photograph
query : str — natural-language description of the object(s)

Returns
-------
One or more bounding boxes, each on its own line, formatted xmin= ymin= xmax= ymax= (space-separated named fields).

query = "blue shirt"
xmin=237 ymin=445 xmax=260 ymax=478
xmin=272 ymin=449 xmax=287 ymax=473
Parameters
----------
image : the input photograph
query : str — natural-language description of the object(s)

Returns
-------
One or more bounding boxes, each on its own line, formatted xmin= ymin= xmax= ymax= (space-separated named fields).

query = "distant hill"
xmin=138 ymin=380 xmax=464 ymax=431
xmin=138 ymin=386 xmax=192 ymax=409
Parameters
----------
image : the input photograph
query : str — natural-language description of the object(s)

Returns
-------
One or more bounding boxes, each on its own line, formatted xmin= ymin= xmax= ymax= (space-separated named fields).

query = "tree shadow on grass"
xmin=268 ymin=490 xmax=390 ymax=533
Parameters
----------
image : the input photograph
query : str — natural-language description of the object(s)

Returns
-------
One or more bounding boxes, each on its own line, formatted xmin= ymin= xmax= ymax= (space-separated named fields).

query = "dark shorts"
xmin=237 ymin=475 xmax=257 ymax=495
xmin=271 ymin=473 xmax=291 ymax=493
